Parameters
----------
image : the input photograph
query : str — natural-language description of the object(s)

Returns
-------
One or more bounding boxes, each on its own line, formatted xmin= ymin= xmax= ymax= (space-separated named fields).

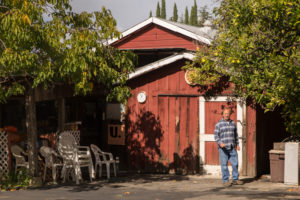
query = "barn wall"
xmin=113 ymin=24 xmax=200 ymax=51
xmin=125 ymin=59 xmax=242 ymax=173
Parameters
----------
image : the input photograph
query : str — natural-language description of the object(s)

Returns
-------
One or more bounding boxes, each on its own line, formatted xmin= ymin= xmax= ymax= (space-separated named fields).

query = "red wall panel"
xmin=113 ymin=24 xmax=199 ymax=50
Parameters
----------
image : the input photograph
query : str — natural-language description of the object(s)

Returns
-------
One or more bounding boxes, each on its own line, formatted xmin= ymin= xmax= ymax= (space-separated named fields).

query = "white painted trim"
xmin=128 ymin=52 xmax=194 ymax=80
xmin=107 ymin=17 xmax=212 ymax=46
xmin=198 ymin=96 xmax=246 ymax=175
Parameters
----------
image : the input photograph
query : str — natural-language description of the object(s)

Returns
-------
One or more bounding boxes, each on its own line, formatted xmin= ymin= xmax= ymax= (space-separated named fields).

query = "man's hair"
xmin=221 ymin=107 xmax=232 ymax=115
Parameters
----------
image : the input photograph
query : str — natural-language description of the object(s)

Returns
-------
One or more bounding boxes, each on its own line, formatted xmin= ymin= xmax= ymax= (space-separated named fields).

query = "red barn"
xmin=110 ymin=17 xmax=287 ymax=177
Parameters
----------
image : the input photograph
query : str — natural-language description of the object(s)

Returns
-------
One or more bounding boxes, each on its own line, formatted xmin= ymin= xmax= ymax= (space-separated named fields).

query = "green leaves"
xmin=188 ymin=0 xmax=300 ymax=134
xmin=0 ymin=1 xmax=136 ymax=104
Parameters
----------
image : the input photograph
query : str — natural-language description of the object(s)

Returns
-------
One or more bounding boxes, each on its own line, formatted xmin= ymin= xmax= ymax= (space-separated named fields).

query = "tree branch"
xmin=0 ymin=38 xmax=6 ymax=49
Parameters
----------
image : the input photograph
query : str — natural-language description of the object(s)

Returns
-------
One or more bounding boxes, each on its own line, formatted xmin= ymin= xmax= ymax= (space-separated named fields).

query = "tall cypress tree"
xmin=161 ymin=0 xmax=166 ymax=19
xmin=190 ymin=0 xmax=198 ymax=26
xmin=149 ymin=11 xmax=153 ymax=18
xmin=172 ymin=3 xmax=178 ymax=22
xmin=184 ymin=6 xmax=189 ymax=24
xmin=156 ymin=2 xmax=161 ymax=18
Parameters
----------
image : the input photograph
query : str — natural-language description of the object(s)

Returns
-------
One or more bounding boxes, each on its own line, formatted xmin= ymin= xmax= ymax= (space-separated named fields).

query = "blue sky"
xmin=70 ymin=0 xmax=220 ymax=31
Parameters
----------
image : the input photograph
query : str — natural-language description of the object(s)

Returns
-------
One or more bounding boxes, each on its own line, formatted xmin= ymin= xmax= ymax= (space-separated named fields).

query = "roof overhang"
xmin=108 ymin=17 xmax=212 ymax=46
xmin=128 ymin=52 xmax=194 ymax=80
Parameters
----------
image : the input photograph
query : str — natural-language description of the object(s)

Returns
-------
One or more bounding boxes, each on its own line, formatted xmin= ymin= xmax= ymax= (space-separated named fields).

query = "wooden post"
xmin=241 ymin=101 xmax=247 ymax=176
xmin=25 ymin=88 xmax=38 ymax=177
xmin=58 ymin=98 xmax=65 ymax=131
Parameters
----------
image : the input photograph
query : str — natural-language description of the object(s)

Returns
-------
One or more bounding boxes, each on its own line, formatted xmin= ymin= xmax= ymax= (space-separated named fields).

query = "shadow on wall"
xmin=125 ymin=107 xmax=200 ymax=174
xmin=196 ymin=76 xmax=231 ymax=98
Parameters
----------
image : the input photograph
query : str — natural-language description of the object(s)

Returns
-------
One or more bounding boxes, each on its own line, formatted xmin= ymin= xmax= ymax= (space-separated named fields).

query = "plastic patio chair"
xmin=57 ymin=131 xmax=94 ymax=184
xmin=40 ymin=146 xmax=63 ymax=183
xmin=10 ymin=145 xmax=29 ymax=173
xmin=90 ymin=144 xmax=116 ymax=179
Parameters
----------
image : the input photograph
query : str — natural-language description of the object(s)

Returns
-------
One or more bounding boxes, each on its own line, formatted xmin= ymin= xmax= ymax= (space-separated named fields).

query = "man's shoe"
xmin=223 ymin=181 xmax=232 ymax=187
xmin=232 ymin=180 xmax=243 ymax=185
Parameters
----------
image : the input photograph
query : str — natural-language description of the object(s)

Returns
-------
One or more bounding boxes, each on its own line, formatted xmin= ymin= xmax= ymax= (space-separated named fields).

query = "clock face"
xmin=137 ymin=91 xmax=147 ymax=103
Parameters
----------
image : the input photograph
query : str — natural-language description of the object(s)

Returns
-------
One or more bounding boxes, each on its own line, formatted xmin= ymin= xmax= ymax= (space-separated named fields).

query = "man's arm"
xmin=214 ymin=123 xmax=225 ymax=147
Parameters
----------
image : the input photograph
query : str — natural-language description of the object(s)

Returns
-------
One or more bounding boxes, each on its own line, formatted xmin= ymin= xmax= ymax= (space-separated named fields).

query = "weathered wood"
xmin=114 ymin=24 xmax=198 ymax=50
xmin=25 ymin=88 xmax=38 ymax=177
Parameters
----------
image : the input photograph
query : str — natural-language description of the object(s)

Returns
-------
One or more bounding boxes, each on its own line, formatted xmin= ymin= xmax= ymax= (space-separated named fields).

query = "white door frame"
xmin=199 ymin=96 xmax=246 ymax=175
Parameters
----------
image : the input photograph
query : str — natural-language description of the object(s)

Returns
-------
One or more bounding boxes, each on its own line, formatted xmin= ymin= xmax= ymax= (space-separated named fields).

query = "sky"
xmin=70 ymin=0 xmax=220 ymax=31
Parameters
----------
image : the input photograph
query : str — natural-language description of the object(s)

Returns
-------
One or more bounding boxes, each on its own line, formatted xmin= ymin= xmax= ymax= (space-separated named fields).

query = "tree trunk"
xmin=25 ymin=88 xmax=38 ymax=177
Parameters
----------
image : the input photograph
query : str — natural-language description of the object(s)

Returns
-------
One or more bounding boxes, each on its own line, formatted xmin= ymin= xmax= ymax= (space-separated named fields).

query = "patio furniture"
xmin=57 ymin=131 xmax=94 ymax=184
xmin=10 ymin=145 xmax=29 ymax=173
xmin=90 ymin=144 xmax=116 ymax=179
xmin=40 ymin=146 xmax=63 ymax=183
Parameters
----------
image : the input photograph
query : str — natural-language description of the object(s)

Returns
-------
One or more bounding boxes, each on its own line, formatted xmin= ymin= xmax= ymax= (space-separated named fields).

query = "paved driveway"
xmin=1 ymin=174 xmax=299 ymax=200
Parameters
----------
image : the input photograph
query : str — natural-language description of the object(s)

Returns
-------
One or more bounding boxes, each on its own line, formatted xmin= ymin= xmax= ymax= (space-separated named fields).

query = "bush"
xmin=0 ymin=168 xmax=31 ymax=191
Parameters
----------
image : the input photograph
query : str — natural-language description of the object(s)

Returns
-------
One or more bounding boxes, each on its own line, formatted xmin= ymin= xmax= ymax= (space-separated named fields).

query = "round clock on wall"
xmin=137 ymin=91 xmax=147 ymax=103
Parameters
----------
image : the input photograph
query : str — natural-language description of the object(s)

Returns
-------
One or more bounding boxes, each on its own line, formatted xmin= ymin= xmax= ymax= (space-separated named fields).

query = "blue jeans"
xmin=218 ymin=147 xmax=239 ymax=183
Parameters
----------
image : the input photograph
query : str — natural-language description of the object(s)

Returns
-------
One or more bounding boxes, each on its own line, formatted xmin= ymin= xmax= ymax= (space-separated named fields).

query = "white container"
xmin=284 ymin=142 xmax=300 ymax=185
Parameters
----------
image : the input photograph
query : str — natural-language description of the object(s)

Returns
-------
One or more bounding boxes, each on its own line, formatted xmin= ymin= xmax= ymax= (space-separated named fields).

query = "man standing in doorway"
xmin=214 ymin=107 xmax=243 ymax=186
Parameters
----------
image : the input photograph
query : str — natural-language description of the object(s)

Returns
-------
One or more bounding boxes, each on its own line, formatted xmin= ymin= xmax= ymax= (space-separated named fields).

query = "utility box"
xmin=269 ymin=150 xmax=285 ymax=182
xmin=284 ymin=143 xmax=300 ymax=185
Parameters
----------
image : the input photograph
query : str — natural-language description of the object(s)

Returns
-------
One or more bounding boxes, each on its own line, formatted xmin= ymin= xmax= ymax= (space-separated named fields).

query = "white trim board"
xmin=108 ymin=17 xmax=212 ymax=46
xmin=128 ymin=52 xmax=194 ymax=80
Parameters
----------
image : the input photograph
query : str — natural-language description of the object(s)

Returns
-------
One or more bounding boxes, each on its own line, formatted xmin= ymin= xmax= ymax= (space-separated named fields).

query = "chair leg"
xmin=61 ymin=165 xmax=66 ymax=183
xmin=52 ymin=166 xmax=57 ymax=183
xmin=94 ymin=164 xmax=98 ymax=178
xmin=88 ymin=165 xmax=93 ymax=182
xmin=106 ymin=163 xmax=110 ymax=179
xmin=99 ymin=165 xmax=102 ymax=178
xmin=43 ymin=166 xmax=47 ymax=182
xmin=113 ymin=163 xmax=117 ymax=177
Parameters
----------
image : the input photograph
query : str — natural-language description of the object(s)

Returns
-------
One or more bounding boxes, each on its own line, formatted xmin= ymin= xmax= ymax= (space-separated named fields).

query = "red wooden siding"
xmin=113 ymin=24 xmax=199 ymax=50
xmin=246 ymin=105 xmax=256 ymax=176
xmin=126 ymin=60 xmax=201 ymax=172
xmin=205 ymin=142 xmax=219 ymax=165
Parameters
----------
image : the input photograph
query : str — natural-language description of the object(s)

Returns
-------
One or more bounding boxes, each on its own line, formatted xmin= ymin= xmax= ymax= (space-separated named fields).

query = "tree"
xmin=0 ymin=0 xmax=136 ymax=178
xmin=149 ymin=11 xmax=152 ymax=17
xmin=184 ymin=6 xmax=189 ymax=24
xmin=156 ymin=2 xmax=161 ymax=18
xmin=188 ymin=0 xmax=300 ymax=134
xmin=161 ymin=0 xmax=166 ymax=19
xmin=172 ymin=3 xmax=178 ymax=22
xmin=189 ymin=0 xmax=198 ymax=26
xmin=198 ymin=6 xmax=211 ymax=27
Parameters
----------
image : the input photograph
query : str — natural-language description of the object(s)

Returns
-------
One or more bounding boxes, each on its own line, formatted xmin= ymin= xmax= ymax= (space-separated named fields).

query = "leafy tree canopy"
xmin=187 ymin=0 xmax=300 ymax=134
xmin=0 ymin=0 xmax=136 ymax=104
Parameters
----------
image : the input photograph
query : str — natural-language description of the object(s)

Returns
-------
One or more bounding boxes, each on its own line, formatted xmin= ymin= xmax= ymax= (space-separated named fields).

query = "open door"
xmin=199 ymin=96 xmax=247 ymax=175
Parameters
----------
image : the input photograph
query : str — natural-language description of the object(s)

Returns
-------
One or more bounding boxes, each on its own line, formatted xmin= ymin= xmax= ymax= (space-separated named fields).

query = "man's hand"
xmin=236 ymin=145 xmax=240 ymax=151
xmin=220 ymin=143 xmax=225 ymax=148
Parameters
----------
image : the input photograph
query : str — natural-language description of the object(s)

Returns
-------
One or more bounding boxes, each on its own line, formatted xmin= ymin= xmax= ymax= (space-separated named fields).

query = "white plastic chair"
xmin=57 ymin=131 xmax=94 ymax=184
xmin=40 ymin=146 xmax=63 ymax=183
xmin=90 ymin=144 xmax=116 ymax=179
xmin=10 ymin=145 xmax=29 ymax=173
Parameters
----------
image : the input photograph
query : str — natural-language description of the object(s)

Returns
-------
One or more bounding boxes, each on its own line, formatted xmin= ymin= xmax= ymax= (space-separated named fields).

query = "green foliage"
xmin=188 ymin=0 xmax=300 ymax=134
xmin=0 ymin=0 xmax=136 ymax=104
xmin=149 ymin=11 xmax=152 ymax=17
xmin=0 ymin=168 xmax=31 ymax=191
xmin=156 ymin=2 xmax=161 ymax=18
xmin=161 ymin=0 xmax=166 ymax=19
xmin=172 ymin=3 xmax=178 ymax=22
xmin=184 ymin=6 xmax=189 ymax=24
xmin=189 ymin=0 xmax=198 ymax=26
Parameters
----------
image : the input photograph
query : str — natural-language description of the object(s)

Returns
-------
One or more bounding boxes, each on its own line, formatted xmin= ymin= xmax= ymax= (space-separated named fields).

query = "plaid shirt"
xmin=214 ymin=118 xmax=239 ymax=149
